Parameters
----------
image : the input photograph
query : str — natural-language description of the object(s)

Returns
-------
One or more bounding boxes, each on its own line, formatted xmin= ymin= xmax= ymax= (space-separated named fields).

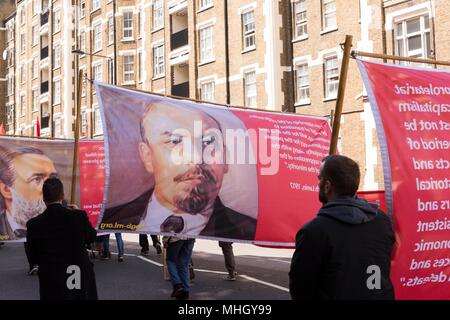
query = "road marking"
xmin=194 ymin=268 xmax=228 ymax=275
xmin=238 ymin=275 xmax=290 ymax=292
xmin=268 ymin=258 xmax=291 ymax=264
xmin=136 ymin=255 xmax=164 ymax=267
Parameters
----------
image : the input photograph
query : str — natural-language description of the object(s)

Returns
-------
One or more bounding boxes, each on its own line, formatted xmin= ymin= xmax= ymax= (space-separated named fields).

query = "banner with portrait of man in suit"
xmin=95 ymin=83 xmax=332 ymax=246
xmin=0 ymin=137 xmax=74 ymax=242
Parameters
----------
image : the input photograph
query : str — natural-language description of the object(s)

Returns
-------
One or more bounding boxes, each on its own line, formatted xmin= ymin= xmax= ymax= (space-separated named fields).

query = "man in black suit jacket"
xmin=26 ymin=178 xmax=98 ymax=300
xmin=101 ymin=101 xmax=257 ymax=241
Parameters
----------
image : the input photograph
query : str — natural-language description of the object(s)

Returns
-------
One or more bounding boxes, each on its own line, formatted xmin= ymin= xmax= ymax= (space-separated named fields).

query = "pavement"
xmin=0 ymin=235 xmax=294 ymax=300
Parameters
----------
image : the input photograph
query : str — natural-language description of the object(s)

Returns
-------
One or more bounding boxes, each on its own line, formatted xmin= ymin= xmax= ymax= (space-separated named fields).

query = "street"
xmin=0 ymin=234 xmax=294 ymax=300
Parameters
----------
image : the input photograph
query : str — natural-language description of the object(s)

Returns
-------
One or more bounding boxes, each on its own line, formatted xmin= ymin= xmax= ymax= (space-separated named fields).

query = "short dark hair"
xmin=43 ymin=177 xmax=64 ymax=204
xmin=321 ymin=154 xmax=360 ymax=196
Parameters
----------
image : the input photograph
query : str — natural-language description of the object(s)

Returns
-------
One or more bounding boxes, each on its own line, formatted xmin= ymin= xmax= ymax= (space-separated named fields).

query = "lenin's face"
xmin=2 ymin=153 xmax=57 ymax=227
xmin=139 ymin=103 xmax=228 ymax=214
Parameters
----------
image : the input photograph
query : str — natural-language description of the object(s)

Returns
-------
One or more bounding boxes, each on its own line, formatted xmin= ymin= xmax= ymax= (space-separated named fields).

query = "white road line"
xmin=136 ymin=255 xmax=163 ymax=267
xmin=193 ymin=268 xmax=228 ymax=275
xmin=268 ymin=258 xmax=291 ymax=264
xmin=238 ymin=275 xmax=289 ymax=292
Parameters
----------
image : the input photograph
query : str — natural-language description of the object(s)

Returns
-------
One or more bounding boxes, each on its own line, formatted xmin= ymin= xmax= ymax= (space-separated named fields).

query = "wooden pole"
xmin=352 ymin=50 xmax=450 ymax=67
xmin=70 ymin=69 xmax=83 ymax=204
xmin=329 ymin=35 xmax=353 ymax=155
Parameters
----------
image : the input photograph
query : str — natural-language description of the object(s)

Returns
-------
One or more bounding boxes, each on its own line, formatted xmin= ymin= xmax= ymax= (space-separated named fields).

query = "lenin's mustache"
xmin=173 ymin=165 xmax=218 ymax=214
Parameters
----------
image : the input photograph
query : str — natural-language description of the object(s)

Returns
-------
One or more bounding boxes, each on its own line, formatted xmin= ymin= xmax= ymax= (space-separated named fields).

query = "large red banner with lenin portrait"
xmin=358 ymin=60 xmax=450 ymax=299
xmin=94 ymin=83 xmax=332 ymax=246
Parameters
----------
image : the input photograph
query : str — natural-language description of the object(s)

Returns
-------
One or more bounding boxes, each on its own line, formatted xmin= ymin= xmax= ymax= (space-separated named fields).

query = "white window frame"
xmin=244 ymin=70 xmax=257 ymax=107
xmin=108 ymin=58 xmax=115 ymax=84
xmin=322 ymin=0 xmax=337 ymax=31
xmin=20 ymin=33 xmax=25 ymax=53
xmin=324 ymin=55 xmax=339 ymax=100
xmin=123 ymin=54 xmax=135 ymax=84
xmin=200 ymin=80 xmax=215 ymax=102
xmin=295 ymin=62 xmax=310 ymax=105
xmin=242 ymin=10 xmax=256 ymax=51
xmin=108 ymin=15 xmax=114 ymax=44
xmin=53 ymin=44 xmax=61 ymax=69
xmin=20 ymin=94 xmax=26 ymax=116
xmin=93 ymin=105 xmax=103 ymax=135
xmin=33 ymin=0 xmax=40 ymax=16
xmin=199 ymin=0 xmax=213 ymax=11
xmin=199 ymin=25 xmax=214 ymax=64
xmin=93 ymin=63 xmax=102 ymax=82
xmin=81 ymin=109 xmax=88 ymax=136
xmin=33 ymin=56 xmax=39 ymax=79
xmin=53 ymin=8 xmax=61 ymax=33
xmin=394 ymin=14 xmax=432 ymax=63
xmin=138 ymin=51 xmax=143 ymax=83
xmin=53 ymin=79 xmax=61 ymax=105
xmin=123 ymin=11 xmax=134 ymax=40
xmin=80 ymin=30 xmax=86 ymax=53
xmin=153 ymin=44 xmax=165 ymax=78
xmin=54 ymin=116 xmax=62 ymax=138
xmin=80 ymin=0 xmax=86 ymax=18
xmin=92 ymin=0 xmax=101 ymax=12
xmin=32 ymin=24 xmax=39 ymax=46
xmin=153 ymin=0 xmax=164 ymax=30
xmin=81 ymin=69 xmax=87 ymax=97
xmin=93 ymin=22 xmax=102 ymax=53
xmin=32 ymin=88 xmax=39 ymax=112
xmin=20 ymin=64 xmax=25 ymax=83
xmin=294 ymin=0 xmax=307 ymax=39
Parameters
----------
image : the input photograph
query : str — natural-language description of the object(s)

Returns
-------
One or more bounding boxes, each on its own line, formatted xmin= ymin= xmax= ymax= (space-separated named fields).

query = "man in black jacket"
xmin=289 ymin=154 xmax=395 ymax=300
xmin=26 ymin=178 xmax=98 ymax=300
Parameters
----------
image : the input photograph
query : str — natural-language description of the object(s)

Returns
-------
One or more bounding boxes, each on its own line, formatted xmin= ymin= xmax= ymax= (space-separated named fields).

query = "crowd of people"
xmin=4 ymin=154 xmax=395 ymax=300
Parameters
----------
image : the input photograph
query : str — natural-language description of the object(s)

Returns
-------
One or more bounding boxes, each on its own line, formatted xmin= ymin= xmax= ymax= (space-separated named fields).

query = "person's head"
xmin=0 ymin=146 xmax=57 ymax=226
xmin=42 ymin=177 xmax=64 ymax=205
xmin=139 ymin=101 xmax=228 ymax=214
xmin=318 ymin=154 xmax=360 ymax=204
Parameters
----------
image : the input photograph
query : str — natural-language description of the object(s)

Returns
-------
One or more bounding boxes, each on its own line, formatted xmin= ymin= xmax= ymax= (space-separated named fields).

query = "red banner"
xmin=358 ymin=60 xmax=450 ymax=299
xmin=78 ymin=141 xmax=105 ymax=228
xmin=95 ymin=83 xmax=332 ymax=245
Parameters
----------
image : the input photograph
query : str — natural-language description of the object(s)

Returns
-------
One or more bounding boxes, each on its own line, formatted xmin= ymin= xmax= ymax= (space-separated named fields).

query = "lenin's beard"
xmin=173 ymin=165 xmax=218 ymax=214
xmin=10 ymin=188 xmax=47 ymax=227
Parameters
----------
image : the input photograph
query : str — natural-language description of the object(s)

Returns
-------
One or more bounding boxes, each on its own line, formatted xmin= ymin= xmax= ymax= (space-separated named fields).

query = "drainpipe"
xmin=113 ymin=0 xmax=117 ymax=84
xmin=224 ymin=0 xmax=230 ymax=105
xmin=286 ymin=0 xmax=295 ymax=113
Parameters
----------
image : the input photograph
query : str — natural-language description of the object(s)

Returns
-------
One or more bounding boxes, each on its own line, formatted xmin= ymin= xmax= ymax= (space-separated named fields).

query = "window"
xmin=32 ymin=89 xmax=39 ymax=112
xmin=395 ymin=14 xmax=432 ymax=61
xmin=199 ymin=26 xmax=214 ymax=63
xmin=123 ymin=55 xmax=134 ymax=83
xmin=54 ymin=118 xmax=62 ymax=138
xmin=199 ymin=0 xmax=213 ymax=10
xmin=53 ymin=80 xmax=61 ymax=105
xmin=80 ymin=31 xmax=86 ymax=52
xmin=54 ymin=9 xmax=61 ymax=33
xmin=20 ymin=65 xmax=25 ymax=83
xmin=92 ymin=0 xmax=100 ymax=11
xmin=123 ymin=11 xmax=133 ymax=39
xmin=81 ymin=72 xmax=87 ymax=96
xmin=200 ymin=81 xmax=215 ymax=102
xmin=108 ymin=15 xmax=114 ymax=44
xmin=33 ymin=0 xmax=39 ymax=16
xmin=244 ymin=71 xmax=257 ymax=107
xmin=94 ymin=106 xmax=103 ymax=135
xmin=153 ymin=44 xmax=164 ymax=77
xmin=80 ymin=0 xmax=86 ymax=18
xmin=138 ymin=51 xmax=143 ymax=82
xmin=20 ymin=95 xmax=26 ymax=116
xmin=93 ymin=22 xmax=102 ymax=52
xmin=294 ymin=0 xmax=307 ymax=38
xmin=322 ymin=0 xmax=336 ymax=30
xmin=93 ymin=64 xmax=102 ymax=81
xmin=20 ymin=33 xmax=25 ymax=53
xmin=324 ymin=55 xmax=339 ymax=99
xmin=53 ymin=44 xmax=61 ymax=68
xmin=33 ymin=57 xmax=38 ymax=79
xmin=242 ymin=11 xmax=255 ymax=50
xmin=81 ymin=110 xmax=87 ymax=136
xmin=6 ymin=104 xmax=14 ymax=125
xmin=7 ymin=76 xmax=14 ymax=96
xmin=295 ymin=63 xmax=310 ymax=104
xmin=32 ymin=25 xmax=39 ymax=46
xmin=20 ymin=9 xmax=25 ymax=25
xmin=138 ymin=8 xmax=143 ymax=37
xmin=153 ymin=0 xmax=164 ymax=30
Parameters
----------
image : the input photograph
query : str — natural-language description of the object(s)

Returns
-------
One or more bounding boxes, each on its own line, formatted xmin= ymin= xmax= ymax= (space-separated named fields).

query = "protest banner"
xmin=95 ymin=83 xmax=332 ymax=245
xmin=0 ymin=136 xmax=73 ymax=242
xmin=358 ymin=60 xmax=450 ymax=299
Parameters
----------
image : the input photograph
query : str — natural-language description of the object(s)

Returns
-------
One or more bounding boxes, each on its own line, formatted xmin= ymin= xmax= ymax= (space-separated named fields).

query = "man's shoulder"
xmin=102 ymin=189 xmax=153 ymax=224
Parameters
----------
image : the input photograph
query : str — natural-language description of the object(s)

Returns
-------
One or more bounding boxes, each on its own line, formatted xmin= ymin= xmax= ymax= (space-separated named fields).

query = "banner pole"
xmin=351 ymin=50 xmax=450 ymax=67
xmin=329 ymin=35 xmax=353 ymax=155
xmin=70 ymin=69 xmax=83 ymax=204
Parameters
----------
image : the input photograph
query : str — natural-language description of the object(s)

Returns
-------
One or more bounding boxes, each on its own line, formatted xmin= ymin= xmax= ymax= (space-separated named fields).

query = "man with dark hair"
xmin=26 ymin=178 xmax=98 ymax=300
xmin=289 ymin=154 xmax=395 ymax=300
xmin=0 ymin=145 xmax=57 ymax=240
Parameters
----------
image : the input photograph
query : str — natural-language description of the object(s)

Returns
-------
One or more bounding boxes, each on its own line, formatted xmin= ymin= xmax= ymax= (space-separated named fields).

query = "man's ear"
xmin=0 ymin=182 xmax=12 ymax=201
xmin=139 ymin=142 xmax=154 ymax=174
